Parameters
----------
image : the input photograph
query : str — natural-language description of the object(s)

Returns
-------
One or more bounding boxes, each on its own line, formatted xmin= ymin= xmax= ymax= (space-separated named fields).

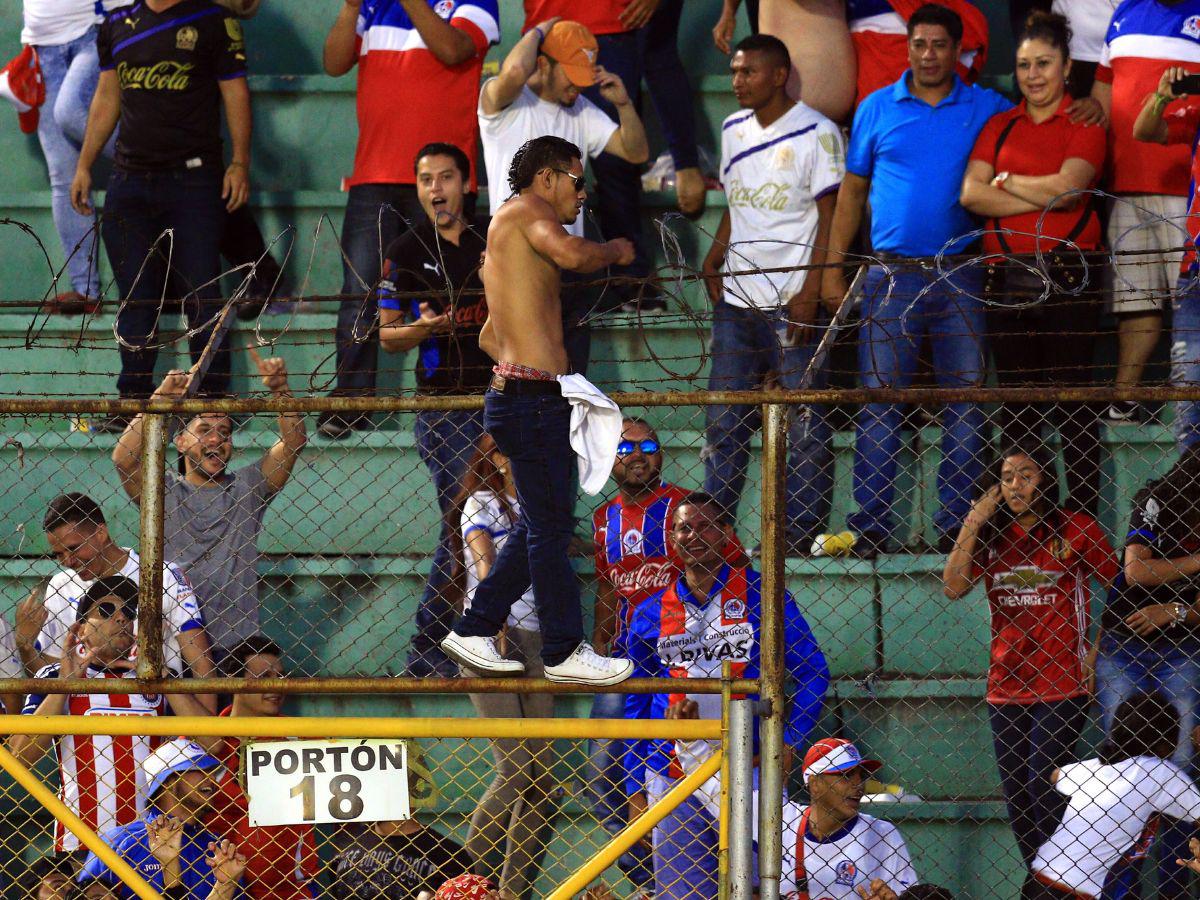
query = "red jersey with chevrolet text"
xmin=592 ymin=482 xmax=745 ymax=627
xmin=974 ymin=510 xmax=1118 ymax=705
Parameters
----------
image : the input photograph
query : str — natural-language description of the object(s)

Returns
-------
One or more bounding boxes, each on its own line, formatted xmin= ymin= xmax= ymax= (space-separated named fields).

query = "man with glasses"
xmin=478 ymin=18 xmax=649 ymax=372
xmin=588 ymin=417 xmax=746 ymax=885
xmin=440 ymin=135 xmax=635 ymax=686
xmin=11 ymin=576 xmax=212 ymax=859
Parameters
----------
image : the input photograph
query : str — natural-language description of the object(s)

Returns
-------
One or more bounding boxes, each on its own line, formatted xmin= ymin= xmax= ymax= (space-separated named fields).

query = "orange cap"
xmin=540 ymin=21 xmax=599 ymax=87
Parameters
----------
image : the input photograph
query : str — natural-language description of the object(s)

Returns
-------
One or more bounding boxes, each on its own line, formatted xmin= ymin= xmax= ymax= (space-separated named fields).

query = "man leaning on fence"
xmin=624 ymin=491 xmax=830 ymax=900
xmin=376 ymin=142 xmax=490 ymax=678
xmin=26 ymin=493 xmax=217 ymax=709
xmin=112 ymin=356 xmax=306 ymax=663
xmin=9 ymin=576 xmax=211 ymax=860
xmin=822 ymin=3 xmax=1011 ymax=557
xmin=700 ymin=32 xmax=842 ymax=554
xmin=79 ymin=738 xmax=247 ymax=900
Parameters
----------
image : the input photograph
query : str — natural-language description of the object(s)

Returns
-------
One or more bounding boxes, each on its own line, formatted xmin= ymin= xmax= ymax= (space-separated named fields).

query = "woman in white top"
xmin=446 ymin=434 xmax=552 ymax=900
xmin=1027 ymin=690 xmax=1200 ymax=899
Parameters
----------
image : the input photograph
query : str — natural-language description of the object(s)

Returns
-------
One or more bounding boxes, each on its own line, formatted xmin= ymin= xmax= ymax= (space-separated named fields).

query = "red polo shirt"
xmin=523 ymin=0 xmax=628 ymax=36
xmin=970 ymin=96 xmax=1106 ymax=255
xmin=972 ymin=510 xmax=1118 ymax=705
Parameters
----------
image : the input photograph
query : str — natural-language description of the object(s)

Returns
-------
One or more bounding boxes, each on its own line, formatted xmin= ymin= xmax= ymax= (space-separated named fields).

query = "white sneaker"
xmin=544 ymin=642 xmax=634 ymax=686
xmin=439 ymin=633 xmax=525 ymax=676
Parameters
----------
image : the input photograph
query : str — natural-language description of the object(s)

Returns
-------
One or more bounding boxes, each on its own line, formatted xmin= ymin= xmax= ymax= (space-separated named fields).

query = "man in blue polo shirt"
xmin=822 ymin=3 xmax=1010 ymax=557
xmin=80 ymin=738 xmax=246 ymax=900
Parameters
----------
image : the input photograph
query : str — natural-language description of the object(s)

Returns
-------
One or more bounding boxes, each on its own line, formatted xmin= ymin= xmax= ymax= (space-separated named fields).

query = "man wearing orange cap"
xmin=479 ymin=19 xmax=649 ymax=371
xmin=780 ymin=738 xmax=918 ymax=900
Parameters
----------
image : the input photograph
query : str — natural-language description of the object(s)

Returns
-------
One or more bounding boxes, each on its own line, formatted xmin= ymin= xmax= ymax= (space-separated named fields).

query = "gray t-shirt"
xmin=163 ymin=464 xmax=272 ymax=652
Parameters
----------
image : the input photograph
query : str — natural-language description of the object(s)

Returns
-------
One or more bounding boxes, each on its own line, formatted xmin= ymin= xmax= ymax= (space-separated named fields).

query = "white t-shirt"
xmin=1034 ymin=756 xmax=1200 ymax=898
xmin=1051 ymin=0 xmax=1119 ymax=64
xmin=718 ymin=102 xmax=845 ymax=311
xmin=461 ymin=491 xmax=538 ymax=631
xmin=478 ymin=82 xmax=618 ymax=237
xmin=780 ymin=804 xmax=918 ymax=899
xmin=0 ymin=616 xmax=21 ymax=686
xmin=21 ymin=0 xmax=122 ymax=48
xmin=36 ymin=548 xmax=206 ymax=674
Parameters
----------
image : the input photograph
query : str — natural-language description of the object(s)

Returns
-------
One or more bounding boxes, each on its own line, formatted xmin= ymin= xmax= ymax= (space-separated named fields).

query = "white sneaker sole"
xmin=439 ymin=635 xmax=525 ymax=676
xmin=543 ymin=659 xmax=634 ymax=686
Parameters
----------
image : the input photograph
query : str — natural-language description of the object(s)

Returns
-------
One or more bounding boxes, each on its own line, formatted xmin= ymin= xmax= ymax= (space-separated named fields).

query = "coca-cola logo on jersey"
xmin=612 ymin=560 xmax=675 ymax=595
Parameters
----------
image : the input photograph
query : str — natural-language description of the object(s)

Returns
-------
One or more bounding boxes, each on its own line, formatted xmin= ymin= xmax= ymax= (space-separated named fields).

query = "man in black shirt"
xmin=376 ymin=142 xmax=489 ymax=677
xmin=328 ymin=818 xmax=473 ymax=900
xmin=70 ymin=0 xmax=251 ymax=411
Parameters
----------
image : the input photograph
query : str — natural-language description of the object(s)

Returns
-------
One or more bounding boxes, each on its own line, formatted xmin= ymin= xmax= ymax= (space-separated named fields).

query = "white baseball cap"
xmin=144 ymin=738 xmax=223 ymax=803
xmin=802 ymin=737 xmax=882 ymax=786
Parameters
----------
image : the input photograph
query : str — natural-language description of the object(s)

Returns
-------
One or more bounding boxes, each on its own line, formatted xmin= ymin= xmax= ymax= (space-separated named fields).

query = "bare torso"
xmin=479 ymin=195 xmax=570 ymax=375
xmin=760 ymin=0 xmax=855 ymax=124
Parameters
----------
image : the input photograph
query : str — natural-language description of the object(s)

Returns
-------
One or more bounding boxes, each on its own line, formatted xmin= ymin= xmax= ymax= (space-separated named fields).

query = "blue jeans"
xmin=407 ymin=408 xmax=485 ymax=667
xmin=849 ymin=264 xmax=987 ymax=540
xmin=1172 ymin=275 xmax=1200 ymax=451
xmin=587 ymin=690 xmax=628 ymax=834
xmin=453 ymin=389 xmax=583 ymax=665
xmin=703 ymin=302 xmax=833 ymax=539
xmin=988 ymin=697 xmax=1087 ymax=867
xmin=334 ymin=184 xmax=422 ymax=395
xmin=583 ymin=31 xmax=651 ymax=292
xmin=34 ymin=27 xmax=109 ymax=298
xmin=101 ymin=166 xmax=229 ymax=398
xmin=1096 ymin=634 xmax=1200 ymax=900
xmin=653 ymin=790 xmax=719 ymax=900
xmin=641 ymin=0 xmax=698 ymax=171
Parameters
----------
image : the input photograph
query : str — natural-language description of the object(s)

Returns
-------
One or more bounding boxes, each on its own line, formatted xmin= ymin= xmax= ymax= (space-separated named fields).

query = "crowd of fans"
xmin=9 ymin=0 xmax=1200 ymax=897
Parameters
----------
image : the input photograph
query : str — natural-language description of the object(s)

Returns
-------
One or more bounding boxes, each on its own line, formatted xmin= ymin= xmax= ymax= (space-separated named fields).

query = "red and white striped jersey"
xmin=24 ymin=662 xmax=168 ymax=851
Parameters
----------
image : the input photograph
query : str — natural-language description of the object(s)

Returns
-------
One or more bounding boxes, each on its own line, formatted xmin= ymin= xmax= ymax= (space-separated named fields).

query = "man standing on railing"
xmin=28 ymin=493 xmax=217 ymax=709
xmin=623 ymin=491 xmax=830 ymax=900
xmin=439 ymin=135 xmax=636 ymax=687
xmin=111 ymin=356 xmax=306 ymax=665
xmin=822 ymin=3 xmax=1011 ymax=557
xmin=10 ymin=576 xmax=212 ymax=860
xmin=700 ymin=33 xmax=842 ymax=555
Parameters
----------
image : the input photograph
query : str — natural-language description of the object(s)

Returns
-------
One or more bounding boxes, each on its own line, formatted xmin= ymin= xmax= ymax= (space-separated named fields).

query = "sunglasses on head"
xmin=551 ymin=168 xmax=587 ymax=192
xmin=617 ymin=439 xmax=661 ymax=457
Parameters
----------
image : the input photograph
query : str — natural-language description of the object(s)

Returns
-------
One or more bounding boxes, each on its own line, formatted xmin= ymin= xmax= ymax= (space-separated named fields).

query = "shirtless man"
xmin=440 ymin=135 xmax=636 ymax=687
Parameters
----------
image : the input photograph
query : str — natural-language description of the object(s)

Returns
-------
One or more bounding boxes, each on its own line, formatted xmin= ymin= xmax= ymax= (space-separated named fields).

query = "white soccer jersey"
xmin=24 ymin=662 xmax=169 ymax=851
xmin=780 ymin=804 xmax=918 ymax=899
xmin=461 ymin=490 xmax=538 ymax=631
xmin=37 ymin=548 xmax=205 ymax=673
xmin=718 ymin=101 xmax=845 ymax=311
xmin=1034 ymin=756 xmax=1200 ymax=898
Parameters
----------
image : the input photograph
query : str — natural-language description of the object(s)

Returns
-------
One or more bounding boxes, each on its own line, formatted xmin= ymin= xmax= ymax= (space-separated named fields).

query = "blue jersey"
xmin=622 ymin=565 xmax=830 ymax=793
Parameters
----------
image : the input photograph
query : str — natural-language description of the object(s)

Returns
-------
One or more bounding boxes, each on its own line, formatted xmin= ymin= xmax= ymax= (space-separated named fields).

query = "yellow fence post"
xmin=0 ymin=744 xmax=163 ymax=900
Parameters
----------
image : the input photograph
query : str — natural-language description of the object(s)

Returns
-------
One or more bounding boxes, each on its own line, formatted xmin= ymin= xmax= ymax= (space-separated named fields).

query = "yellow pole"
xmin=0 ymin=716 xmax=720 ymax=741
xmin=0 ymin=744 xmax=163 ymax=900
xmin=547 ymin=750 xmax=724 ymax=900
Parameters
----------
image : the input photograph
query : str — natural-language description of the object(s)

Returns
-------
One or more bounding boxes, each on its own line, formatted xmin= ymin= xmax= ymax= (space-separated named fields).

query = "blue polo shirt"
xmin=80 ymin=816 xmax=245 ymax=900
xmin=847 ymin=73 xmax=1011 ymax=256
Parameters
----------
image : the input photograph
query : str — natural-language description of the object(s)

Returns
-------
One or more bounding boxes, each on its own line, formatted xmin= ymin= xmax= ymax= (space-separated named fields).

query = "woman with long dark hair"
xmin=943 ymin=444 xmax=1118 ymax=867
xmin=445 ymin=434 xmax=553 ymax=900
xmin=1025 ymin=691 xmax=1200 ymax=899
xmin=960 ymin=11 xmax=1107 ymax=514
xmin=1094 ymin=446 xmax=1200 ymax=899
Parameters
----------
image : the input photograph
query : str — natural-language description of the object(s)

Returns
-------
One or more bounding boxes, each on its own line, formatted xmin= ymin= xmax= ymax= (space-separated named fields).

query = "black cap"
xmin=76 ymin=576 xmax=139 ymax=623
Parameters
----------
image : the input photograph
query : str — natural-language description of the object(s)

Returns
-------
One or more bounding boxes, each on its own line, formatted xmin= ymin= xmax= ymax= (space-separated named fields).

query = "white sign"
xmin=245 ymin=739 xmax=410 ymax=826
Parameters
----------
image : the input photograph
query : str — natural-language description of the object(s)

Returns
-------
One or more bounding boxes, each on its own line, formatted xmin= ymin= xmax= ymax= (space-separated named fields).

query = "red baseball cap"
xmin=0 ymin=46 xmax=45 ymax=133
xmin=802 ymin=738 xmax=882 ymax=786
xmin=433 ymin=875 xmax=495 ymax=900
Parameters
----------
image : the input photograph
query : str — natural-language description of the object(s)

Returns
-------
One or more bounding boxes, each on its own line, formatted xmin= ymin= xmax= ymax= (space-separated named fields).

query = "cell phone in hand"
xmin=1172 ymin=73 xmax=1200 ymax=96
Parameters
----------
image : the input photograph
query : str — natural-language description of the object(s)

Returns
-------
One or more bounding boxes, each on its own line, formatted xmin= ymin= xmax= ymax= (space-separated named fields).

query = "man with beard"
xmin=113 ymin=355 xmax=307 ymax=661
xmin=780 ymin=738 xmax=918 ymax=900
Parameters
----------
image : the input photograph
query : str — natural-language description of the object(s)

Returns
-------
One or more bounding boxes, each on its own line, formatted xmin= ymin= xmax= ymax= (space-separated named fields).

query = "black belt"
xmin=489 ymin=374 xmax=561 ymax=396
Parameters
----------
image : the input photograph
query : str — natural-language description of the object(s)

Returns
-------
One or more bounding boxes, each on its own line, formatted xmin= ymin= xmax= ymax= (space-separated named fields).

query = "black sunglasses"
xmin=617 ymin=439 xmax=661 ymax=457
xmin=551 ymin=168 xmax=587 ymax=192
xmin=91 ymin=600 xmax=136 ymax=621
